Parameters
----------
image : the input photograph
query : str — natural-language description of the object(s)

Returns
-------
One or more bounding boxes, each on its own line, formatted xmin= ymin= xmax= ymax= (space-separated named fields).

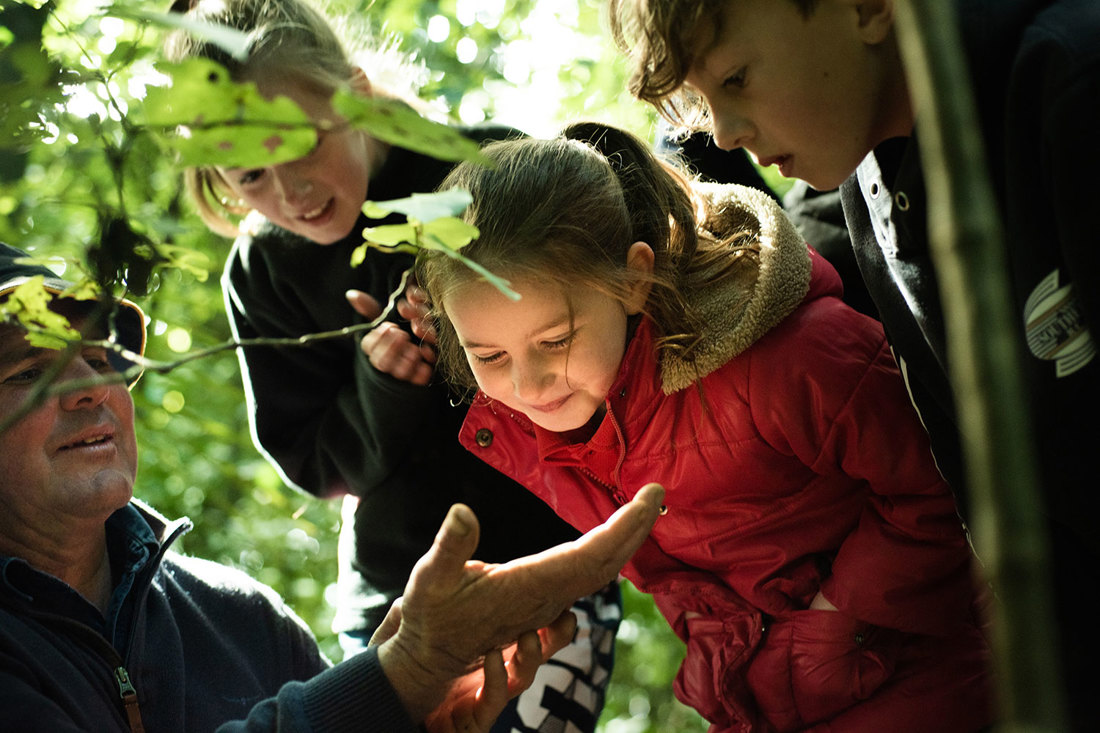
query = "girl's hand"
xmin=397 ymin=282 xmax=437 ymax=347
xmin=347 ymin=289 xmax=436 ymax=385
xmin=424 ymin=615 xmax=576 ymax=733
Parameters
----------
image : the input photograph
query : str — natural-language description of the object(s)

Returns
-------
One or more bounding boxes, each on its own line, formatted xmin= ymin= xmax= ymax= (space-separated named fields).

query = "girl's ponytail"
xmin=560 ymin=121 xmax=705 ymax=358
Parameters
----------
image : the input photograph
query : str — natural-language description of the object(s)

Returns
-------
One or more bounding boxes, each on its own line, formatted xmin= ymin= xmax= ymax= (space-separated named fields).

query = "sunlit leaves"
xmin=0 ymin=0 xmax=68 ymax=160
xmin=0 ymin=276 xmax=83 ymax=348
xmin=353 ymin=188 xmax=519 ymax=300
xmin=331 ymin=88 xmax=487 ymax=164
xmin=142 ymin=57 xmax=316 ymax=168
xmin=362 ymin=188 xmax=474 ymax=223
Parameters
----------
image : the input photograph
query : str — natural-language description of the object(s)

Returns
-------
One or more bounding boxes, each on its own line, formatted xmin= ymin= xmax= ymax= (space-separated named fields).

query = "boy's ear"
xmin=848 ymin=0 xmax=895 ymax=45
xmin=349 ymin=66 xmax=374 ymax=96
xmin=624 ymin=241 xmax=655 ymax=315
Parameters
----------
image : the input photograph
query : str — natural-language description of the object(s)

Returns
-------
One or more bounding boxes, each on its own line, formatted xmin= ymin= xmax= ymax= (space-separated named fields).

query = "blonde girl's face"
xmin=446 ymin=276 xmax=635 ymax=434
xmin=216 ymin=81 xmax=374 ymax=244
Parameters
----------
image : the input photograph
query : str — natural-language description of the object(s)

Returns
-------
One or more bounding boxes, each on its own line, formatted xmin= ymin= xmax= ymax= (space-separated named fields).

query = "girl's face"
xmin=445 ymin=276 xmax=638 ymax=434
xmin=216 ymin=80 xmax=379 ymax=244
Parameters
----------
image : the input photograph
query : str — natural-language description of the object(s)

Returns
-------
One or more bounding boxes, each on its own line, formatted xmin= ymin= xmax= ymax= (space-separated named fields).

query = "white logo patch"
xmin=1023 ymin=269 xmax=1096 ymax=377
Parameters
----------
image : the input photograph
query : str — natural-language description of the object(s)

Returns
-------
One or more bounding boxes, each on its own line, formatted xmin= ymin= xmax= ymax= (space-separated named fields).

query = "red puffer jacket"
xmin=458 ymin=185 xmax=994 ymax=732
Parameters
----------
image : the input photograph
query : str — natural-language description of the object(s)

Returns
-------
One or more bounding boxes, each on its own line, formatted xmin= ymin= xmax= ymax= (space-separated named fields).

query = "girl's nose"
xmin=272 ymin=165 xmax=314 ymax=204
xmin=511 ymin=359 xmax=555 ymax=403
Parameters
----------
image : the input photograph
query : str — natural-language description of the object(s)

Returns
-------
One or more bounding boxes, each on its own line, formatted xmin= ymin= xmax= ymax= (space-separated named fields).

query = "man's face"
xmin=682 ymin=0 xmax=910 ymax=190
xmin=0 ymin=317 xmax=138 ymax=540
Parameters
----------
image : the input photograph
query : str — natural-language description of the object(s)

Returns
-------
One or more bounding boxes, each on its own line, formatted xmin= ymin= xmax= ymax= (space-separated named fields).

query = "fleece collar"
xmin=660 ymin=183 xmax=812 ymax=393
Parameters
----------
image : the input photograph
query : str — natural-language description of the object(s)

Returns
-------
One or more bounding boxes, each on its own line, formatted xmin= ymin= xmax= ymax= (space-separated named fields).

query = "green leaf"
xmin=0 ymin=276 xmax=81 ymax=346
xmin=362 ymin=189 xmax=474 ymax=223
xmin=158 ymin=243 xmax=211 ymax=283
xmin=422 ymin=217 xmax=479 ymax=250
xmin=331 ymin=90 xmax=488 ymax=164
xmin=421 ymin=231 xmax=519 ymax=301
xmin=361 ymin=222 xmax=419 ymax=247
xmin=144 ymin=58 xmax=316 ymax=168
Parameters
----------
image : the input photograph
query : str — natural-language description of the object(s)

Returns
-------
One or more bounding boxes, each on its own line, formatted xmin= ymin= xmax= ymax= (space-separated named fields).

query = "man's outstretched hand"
xmin=375 ymin=483 xmax=665 ymax=723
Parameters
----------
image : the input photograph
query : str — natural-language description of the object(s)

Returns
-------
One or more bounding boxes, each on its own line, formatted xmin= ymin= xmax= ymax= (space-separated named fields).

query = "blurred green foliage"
xmin=0 ymin=0 xmax=722 ymax=728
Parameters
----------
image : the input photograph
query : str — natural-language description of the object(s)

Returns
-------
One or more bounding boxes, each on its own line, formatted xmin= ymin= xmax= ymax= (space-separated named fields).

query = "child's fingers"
xmin=345 ymin=289 xmax=383 ymax=320
xmin=472 ymin=649 xmax=510 ymax=729
xmin=361 ymin=323 xmax=433 ymax=384
xmin=536 ymin=611 xmax=578 ymax=663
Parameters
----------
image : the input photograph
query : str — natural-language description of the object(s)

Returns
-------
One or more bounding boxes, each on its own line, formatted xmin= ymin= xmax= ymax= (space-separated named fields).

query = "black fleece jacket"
xmin=222 ymin=125 xmax=580 ymax=632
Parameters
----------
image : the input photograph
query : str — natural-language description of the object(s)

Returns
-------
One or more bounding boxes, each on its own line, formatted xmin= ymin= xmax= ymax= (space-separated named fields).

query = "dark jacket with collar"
xmin=0 ymin=501 xmax=414 ymax=732
xmin=840 ymin=2 xmax=1100 ymax=727
xmin=840 ymin=0 xmax=1100 ymax=545
xmin=221 ymin=126 xmax=580 ymax=633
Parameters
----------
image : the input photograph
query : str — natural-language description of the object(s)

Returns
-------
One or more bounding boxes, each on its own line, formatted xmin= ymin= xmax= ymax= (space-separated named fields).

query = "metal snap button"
xmin=474 ymin=428 xmax=493 ymax=448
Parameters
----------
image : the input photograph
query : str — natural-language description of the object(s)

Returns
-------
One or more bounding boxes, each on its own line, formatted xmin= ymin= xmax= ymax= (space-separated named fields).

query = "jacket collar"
xmin=659 ymin=183 xmax=812 ymax=393
xmin=0 ymin=500 xmax=192 ymax=610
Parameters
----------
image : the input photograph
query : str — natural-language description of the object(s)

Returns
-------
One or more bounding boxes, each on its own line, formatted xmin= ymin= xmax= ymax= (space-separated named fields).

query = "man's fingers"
xmin=369 ymin=596 xmax=403 ymax=646
xmin=408 ymin=504 xmax=481 ymax=597
xmin=564 ymin=482 xmax=664 ymax=591
xmin=346 ymin=289 xmax=383 ymax=320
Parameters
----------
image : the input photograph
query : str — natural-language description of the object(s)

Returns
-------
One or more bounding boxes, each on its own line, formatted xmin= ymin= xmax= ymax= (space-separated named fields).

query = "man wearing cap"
xmin=0 ymin=242 xmax=664 ymax=732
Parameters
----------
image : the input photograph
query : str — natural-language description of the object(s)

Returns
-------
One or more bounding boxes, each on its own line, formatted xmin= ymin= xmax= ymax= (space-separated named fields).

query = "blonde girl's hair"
xmin=607 ymin=0 xmax=817 ymax=129
xmin=163 ymin=0 xmax=426 ymax=237
xmin=415 ymin=120 xmax=758 ymax=394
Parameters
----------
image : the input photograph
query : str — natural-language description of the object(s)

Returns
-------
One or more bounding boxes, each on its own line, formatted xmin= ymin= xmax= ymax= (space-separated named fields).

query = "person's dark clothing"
xmin=840 ymin=0 xmax=1100 ymax=728
xmin=0 ymin=501 xmax=415 ymax=733
xmin=222 ymin=125 xmax=581 ymax=634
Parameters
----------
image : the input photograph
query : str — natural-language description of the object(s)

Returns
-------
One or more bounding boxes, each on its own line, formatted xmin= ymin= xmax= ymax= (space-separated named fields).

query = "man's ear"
xmin=349 ymin=66 xmax=373 ymax=96
xmin=624 ymin=241 xmax=655 ymax=315
xmin=851 ymin=0 xmax=895 ymax=45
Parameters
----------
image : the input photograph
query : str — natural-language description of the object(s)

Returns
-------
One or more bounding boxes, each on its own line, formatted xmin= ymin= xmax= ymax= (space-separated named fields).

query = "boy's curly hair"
xmin=608 ymin=0 xmax=816 ymax=128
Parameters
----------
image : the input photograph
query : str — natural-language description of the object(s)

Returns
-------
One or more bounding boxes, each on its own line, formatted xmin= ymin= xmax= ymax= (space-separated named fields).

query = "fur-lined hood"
xmin=660 ymin=182 xmax=813 ymax=393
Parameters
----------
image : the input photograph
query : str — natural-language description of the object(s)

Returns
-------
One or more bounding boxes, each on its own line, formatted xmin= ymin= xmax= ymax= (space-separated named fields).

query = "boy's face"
xmin=682 ymin=0 xmax=909 ymax=190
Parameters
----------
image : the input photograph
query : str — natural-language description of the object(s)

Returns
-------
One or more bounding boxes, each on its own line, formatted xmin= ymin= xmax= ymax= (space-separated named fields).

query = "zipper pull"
xmin=114 ymin=666 xmax=146 ymax=733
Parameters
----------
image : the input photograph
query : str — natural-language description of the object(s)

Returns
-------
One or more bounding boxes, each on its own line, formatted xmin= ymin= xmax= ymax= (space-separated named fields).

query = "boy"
xmin=609 ymin=0 xmax=1099 ymax=728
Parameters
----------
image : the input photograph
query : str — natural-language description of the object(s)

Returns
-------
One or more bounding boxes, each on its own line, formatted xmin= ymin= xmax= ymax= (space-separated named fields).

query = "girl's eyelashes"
xmin=465 ymin=332 xmax=576 ymax=366
xmin=722 ymin=67 xmax=747 ymax=90
xmin=470 ymin=351 xmax=504 ymax=365
xmin=543 ymin=332 xmax=576 ymax=351
xmin=238 ymin=169 xmax=265 ymax=186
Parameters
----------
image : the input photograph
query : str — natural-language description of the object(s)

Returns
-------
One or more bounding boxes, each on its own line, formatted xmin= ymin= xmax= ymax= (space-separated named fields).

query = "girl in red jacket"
xmin=416 ymin=121 xmax=994 ymax=733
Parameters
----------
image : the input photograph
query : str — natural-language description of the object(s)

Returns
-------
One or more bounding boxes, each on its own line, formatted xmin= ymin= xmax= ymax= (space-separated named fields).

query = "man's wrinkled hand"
xmin=376 ymin=482 xmax=664 ymax=723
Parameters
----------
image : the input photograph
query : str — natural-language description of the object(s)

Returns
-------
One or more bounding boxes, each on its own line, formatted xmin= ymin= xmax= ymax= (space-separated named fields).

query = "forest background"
xmin=0 ymin=0 xmax=796 ymax=730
